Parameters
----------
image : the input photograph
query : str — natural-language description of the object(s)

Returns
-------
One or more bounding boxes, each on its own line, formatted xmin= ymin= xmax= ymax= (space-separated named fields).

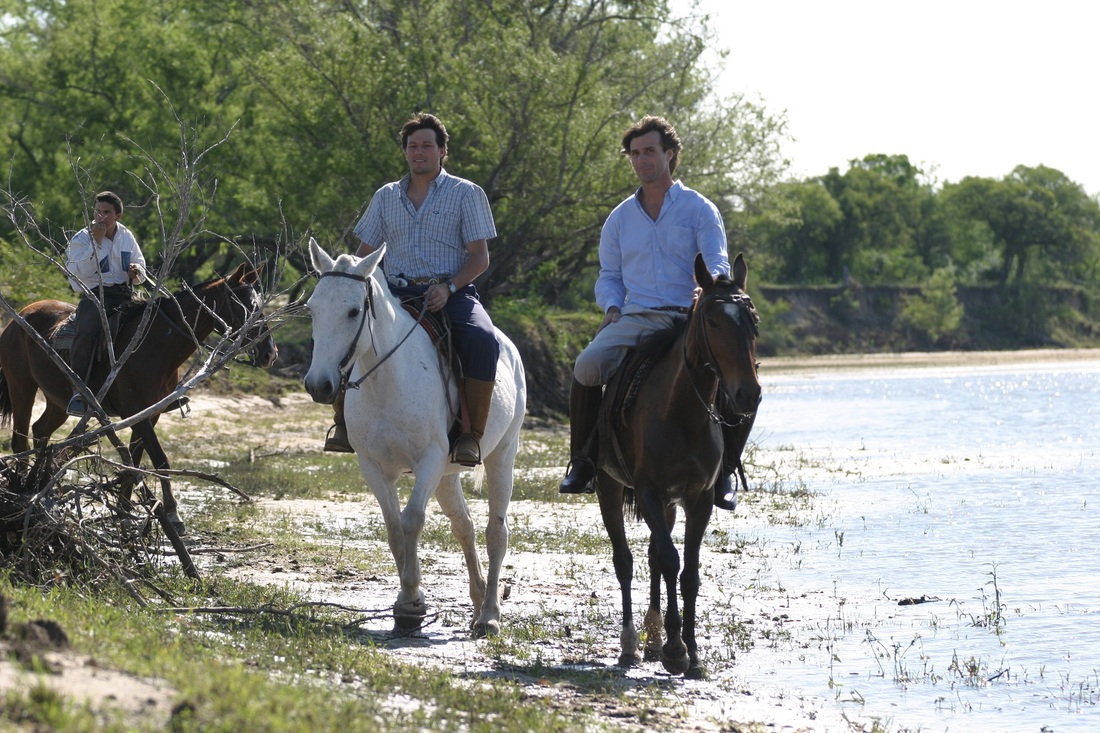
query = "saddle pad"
xmin=50 ymin=315 xmax=77 ymax=354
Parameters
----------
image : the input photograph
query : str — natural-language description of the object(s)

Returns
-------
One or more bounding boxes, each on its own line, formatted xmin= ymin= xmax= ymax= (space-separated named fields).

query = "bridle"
xmin=683 ymin=290 xmax=758 ymax=425
xmin=317 ymin=270 xmax=426 ymax=391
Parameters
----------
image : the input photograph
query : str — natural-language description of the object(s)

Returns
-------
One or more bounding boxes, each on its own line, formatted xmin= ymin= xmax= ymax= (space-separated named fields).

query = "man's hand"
xmin=425 ymin=282 xmax=450 ymax=312
xmin=597 ymin=306 xmax=621 ymax=333
xmin=128 ymin=263 xmax=143 ymax=282
xmin=90 ymin=220 xmax=106 ymax=244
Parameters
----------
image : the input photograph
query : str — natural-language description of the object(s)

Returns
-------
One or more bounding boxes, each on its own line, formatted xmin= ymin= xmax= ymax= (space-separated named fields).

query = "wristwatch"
xmin=445 ymin=280 xmax=457 ymax=295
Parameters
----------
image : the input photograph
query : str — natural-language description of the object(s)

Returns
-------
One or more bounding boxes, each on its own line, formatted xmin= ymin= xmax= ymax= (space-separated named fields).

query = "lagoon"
xmin=719 ymin=354 xmax=1100 ymax=732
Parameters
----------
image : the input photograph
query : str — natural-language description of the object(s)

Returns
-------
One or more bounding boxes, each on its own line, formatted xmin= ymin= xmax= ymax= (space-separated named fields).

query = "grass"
xmin=0 ymin=388 xmax=875 ymax=732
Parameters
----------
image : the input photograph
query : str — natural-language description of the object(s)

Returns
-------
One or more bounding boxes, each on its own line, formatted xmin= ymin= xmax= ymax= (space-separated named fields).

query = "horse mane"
xmin=116 ymin=277 xmax=218 ymax=329
xmin=631 ymin=316 xmax=689 ymax=363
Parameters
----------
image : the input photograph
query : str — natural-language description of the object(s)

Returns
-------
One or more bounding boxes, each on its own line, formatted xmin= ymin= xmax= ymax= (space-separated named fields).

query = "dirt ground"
xmin=4 ymin=348 xmax=1096 ymax=731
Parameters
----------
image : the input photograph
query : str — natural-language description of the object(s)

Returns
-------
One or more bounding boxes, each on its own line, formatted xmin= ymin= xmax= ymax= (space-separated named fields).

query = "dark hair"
xmin=399 ymin=113 xmax=449 ymax=159
xmin=620 ymin=115 xmax=683 ymax=174
xmin=95 ymin=190 xmax=124 ymax=215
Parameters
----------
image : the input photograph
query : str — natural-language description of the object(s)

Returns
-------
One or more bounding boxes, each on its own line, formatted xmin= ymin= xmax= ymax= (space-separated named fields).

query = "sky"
xmin=684 ymin=0 xmax=1099 ymax=195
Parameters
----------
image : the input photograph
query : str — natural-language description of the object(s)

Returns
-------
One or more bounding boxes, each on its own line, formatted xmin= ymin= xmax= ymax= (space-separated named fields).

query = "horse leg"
xmin=639 ymin=491 xmax=688 ymax=675
xmin=358 ymin=458 xmax=423 ymax=629
xmin=643 ymin=534 xmax=663 ymax=662
xmin=30 ymin=402 xmax=68 ymax=454
xmin=474 ymin=444 xmax=518 ymax=638
xmin=433 ymin=473 xmax=488 ymax=633
xmin=4 ymin=379 xmax=37 ymax=453
xmin=129 ymin=419 xmax=186 ymax=536
xmin=596 ymin=477 xmax=640 ymax=667
xmin=680 ymin=498 xmax=713 ymax=680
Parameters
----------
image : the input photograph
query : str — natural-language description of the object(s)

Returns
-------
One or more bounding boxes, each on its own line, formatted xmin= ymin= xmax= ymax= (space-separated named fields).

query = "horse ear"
xmin=354 ymin=243 xmax=386 ymax=277
xmin=732 ymin=253 xmax=748 ymax=291
xmin=693 ymin=253 xmax=713 ymax=288
xmin=309 ymin=237 xmax=335 ymax=274
xmin=226 ymin=262 xmax=249 ymax=285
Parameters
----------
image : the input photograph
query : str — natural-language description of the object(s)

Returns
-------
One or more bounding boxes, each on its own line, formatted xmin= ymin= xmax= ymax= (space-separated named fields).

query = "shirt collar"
xmin=400 ymin=167 xmax=451 ymax=195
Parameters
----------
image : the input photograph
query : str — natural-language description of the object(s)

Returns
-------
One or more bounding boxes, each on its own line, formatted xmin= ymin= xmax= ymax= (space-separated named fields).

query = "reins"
xmin=318 ymin=270 xmax=427 ymax=391
xmin=683 ymin=291 xmax=755 ymax=426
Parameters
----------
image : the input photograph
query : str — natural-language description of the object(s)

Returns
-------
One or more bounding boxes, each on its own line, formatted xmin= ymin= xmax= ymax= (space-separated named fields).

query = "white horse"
xmin=303 ymin=238 xmax=526 ymax=637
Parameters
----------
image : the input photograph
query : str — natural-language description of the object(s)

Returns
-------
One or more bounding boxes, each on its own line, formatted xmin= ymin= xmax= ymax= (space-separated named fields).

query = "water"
xmin=729 ymin=357 xmax=1100 ymax=732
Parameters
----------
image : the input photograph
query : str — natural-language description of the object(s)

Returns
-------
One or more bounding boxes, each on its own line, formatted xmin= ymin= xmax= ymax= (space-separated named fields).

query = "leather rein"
xmin=318 ymin=270 xmax=427 ymax=391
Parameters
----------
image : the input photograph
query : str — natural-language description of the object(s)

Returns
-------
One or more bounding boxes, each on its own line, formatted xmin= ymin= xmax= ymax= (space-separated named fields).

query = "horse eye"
xmin=348 ymin=308 xmax=360 ymax=319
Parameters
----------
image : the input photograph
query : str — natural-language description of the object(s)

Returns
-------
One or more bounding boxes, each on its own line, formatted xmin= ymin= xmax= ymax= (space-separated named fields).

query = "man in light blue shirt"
xmin=559 ymin=116 xmax=744 ymax=511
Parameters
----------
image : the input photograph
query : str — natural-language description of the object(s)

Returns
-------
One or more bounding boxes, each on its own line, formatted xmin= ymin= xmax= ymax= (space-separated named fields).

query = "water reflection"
xmin=735 ymin=358 xmax=1100 ymax=731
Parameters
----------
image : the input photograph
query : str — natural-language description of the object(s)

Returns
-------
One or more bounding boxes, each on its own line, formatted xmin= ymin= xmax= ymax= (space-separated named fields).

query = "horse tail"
xmin=0 ymin=365 xmax=11 ymax=428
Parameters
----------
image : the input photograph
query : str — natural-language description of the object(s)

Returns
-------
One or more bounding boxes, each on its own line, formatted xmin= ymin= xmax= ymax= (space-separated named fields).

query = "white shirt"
xmin=66 ymin=222 xmax=147 ymax=292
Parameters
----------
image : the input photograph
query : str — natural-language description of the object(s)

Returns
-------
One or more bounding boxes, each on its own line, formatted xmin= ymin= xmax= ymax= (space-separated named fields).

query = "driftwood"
xmin=0 ymin=446 xmax=253 ymax=599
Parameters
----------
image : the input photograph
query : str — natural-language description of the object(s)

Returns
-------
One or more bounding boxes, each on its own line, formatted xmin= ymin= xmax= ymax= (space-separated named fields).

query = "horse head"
xmin=691 ymin=253 xmax=761 ymax=419
xmin=303 ymin=237 xmax=386 ymax=405
xmin=209 ymin=262 xmax=279 ymax=368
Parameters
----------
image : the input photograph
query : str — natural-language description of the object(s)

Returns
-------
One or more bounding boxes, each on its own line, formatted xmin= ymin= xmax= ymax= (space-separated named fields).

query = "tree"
xmin=819 ymin=154 xmax=932 ymax=284
xmin=944 ymin=166 xmax=1100 ymax=284
xmin=1 ymin=0 xmax=789 ymax=304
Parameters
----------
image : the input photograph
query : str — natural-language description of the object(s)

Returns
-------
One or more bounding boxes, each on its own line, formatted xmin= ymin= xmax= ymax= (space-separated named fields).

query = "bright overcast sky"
xmin=684 ymin=0 xmax=1100 ymax=195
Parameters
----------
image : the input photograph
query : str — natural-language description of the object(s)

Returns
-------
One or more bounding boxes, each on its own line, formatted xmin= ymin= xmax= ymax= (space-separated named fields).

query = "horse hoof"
xmin=684 ymin=664 xmax=708 ymax=681
xmin=661 ymin=643 xmax=690 ymax=675
xmin=643 ymin=646 xmax=661 ymax=663
xmin=617 ymin=651 xmax=642 ymax=668
xmin=166 ymin=514 xmax=187 ymax=537
xmin=472 ymin=619 xmax=500 ymax=639
xmin=393 ymin=612 xmax=426 ymax=631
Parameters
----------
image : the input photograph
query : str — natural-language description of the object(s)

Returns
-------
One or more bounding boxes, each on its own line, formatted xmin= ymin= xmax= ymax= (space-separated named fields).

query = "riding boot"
xmin=324 ymin=390 xmax=354 ymax=453
xmin=714 ymin=412 xmax=756 ymax=511
xmin=452 ymin=377 xmax=495 ymax=467
xmin=66 ymin=333 xmax=95 ymax=416
xmin=559 ymin=379 xmax=603 ymax=494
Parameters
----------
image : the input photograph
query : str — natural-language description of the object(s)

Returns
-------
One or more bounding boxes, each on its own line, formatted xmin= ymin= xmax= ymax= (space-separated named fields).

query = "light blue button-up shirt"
xmin=595 ymin=180 xmax=729 ymax=312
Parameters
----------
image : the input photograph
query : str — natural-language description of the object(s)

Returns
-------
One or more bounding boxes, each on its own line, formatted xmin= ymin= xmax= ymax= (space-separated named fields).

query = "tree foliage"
xmin=0 ymin=0 xmax=787 ymax=304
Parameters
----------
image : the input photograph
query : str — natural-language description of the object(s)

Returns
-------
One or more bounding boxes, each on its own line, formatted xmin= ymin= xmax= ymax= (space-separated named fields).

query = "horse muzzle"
xmin=304 ymin=371 xmax=340 ymax=405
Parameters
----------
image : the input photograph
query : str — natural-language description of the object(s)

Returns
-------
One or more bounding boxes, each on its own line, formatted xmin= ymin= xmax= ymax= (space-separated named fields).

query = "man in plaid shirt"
xmin=324 ymin=113 xmax=500 ymax=467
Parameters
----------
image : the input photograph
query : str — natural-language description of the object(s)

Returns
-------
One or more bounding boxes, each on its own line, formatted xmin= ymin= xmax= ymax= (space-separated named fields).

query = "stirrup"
xmin=66 ymin=394 xmax=87 ymax=417
xmin=559 ymin=457 xmax=596 ymax=494
xmin=714 ymin=473 xmax=737 ymax=511
xmin=323 ymin=424 xmax=354 ymax=453
xmin=451 ymin=434 xmax=482 ymax=467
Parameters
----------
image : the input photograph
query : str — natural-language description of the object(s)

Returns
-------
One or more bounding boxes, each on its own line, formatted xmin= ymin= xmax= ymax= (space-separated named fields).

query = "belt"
xmin=653 ymin=305 xmax=690 ymax=315
xmin=404 ymin=275 xmax=454 ymax=285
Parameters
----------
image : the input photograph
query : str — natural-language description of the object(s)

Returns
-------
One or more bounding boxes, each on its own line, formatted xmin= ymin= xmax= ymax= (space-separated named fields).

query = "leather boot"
xmin=66 ymin=333 xmax=95 ymax=416
xmin=452 ymin=377 xmax=495 ymax=466
xmin=324 ymin=390 xmax=354 ymax=453
xmin=559 ymin=379 xmax=603 ymax=494
xmin=715 ymin=412 xmax=756 ymax=511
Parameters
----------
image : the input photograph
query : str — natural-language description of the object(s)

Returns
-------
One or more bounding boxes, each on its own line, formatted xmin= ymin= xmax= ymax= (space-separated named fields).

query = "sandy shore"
xmin=761 ymin=347 xmax=1100 ymax=374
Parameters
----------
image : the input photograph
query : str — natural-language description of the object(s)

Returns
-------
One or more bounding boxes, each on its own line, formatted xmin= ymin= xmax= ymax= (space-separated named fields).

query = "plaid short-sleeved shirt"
xmin=353 ymin=169 xmax=497 ymax=279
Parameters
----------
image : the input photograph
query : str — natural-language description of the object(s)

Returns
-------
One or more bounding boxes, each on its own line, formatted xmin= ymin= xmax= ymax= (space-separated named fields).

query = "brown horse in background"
xmin=596 ymin=253 xmax=760 ymax=679
xmin=0 ymin=263 xmax=277 ymax=535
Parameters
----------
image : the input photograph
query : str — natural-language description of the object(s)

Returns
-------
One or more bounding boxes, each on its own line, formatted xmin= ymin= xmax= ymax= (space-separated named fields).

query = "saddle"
xmin=48 ymin=309 xmax=127 ymax=361
xmin=596 ymin=346 xmax=659 ymax=488
xmin=396 ymin=295 xmax=474 ymax=445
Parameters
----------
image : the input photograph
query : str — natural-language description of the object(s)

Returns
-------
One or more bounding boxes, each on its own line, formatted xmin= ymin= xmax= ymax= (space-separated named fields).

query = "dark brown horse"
xmin=0 ymin=263 xmax=277 ymax=535
xmin=595 ymin=253 xmax=760 ymax=679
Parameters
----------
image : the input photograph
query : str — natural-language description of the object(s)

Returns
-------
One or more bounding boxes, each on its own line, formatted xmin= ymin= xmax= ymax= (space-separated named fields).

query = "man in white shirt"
xmin=559 ymin=116 xmax=745 ymax=510
xmin=64 ymin=191 xmax=147 ymax=416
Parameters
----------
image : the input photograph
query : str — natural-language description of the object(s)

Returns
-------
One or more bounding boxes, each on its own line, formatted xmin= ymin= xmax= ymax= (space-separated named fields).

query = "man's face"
xmin=92 ymin=201 xmax=120 ymax=234
xmin=404 ymin=129 xmax=445 ymax=176
xmin=628 ymin=131 xmax=673 ymax=185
